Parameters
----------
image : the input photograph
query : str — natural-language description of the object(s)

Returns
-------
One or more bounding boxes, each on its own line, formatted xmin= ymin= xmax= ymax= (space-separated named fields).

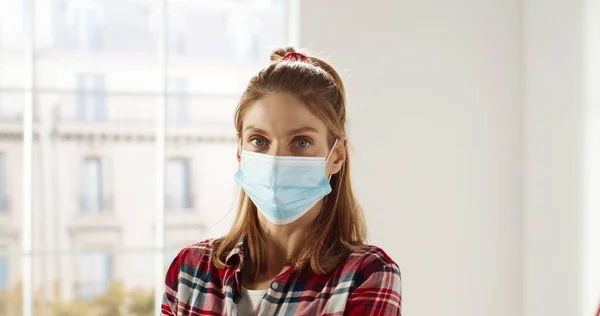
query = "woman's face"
xmin=238 ymin=92 xmax=345 ymax=175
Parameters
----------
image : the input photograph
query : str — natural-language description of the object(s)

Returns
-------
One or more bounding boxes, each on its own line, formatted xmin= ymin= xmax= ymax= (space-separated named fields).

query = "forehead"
xmin=242 ymin=93 xmax=328 ymax=134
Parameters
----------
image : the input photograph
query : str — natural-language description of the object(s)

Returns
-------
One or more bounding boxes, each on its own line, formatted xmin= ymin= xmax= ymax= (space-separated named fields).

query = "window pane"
xmin=75 ymin=252 xmax=112 ymax=300
xmin=163 ymin=0 xmax=286 ymax=250
xmin=77 ymin=74 xmax=106 ymax=121
xmin=0 ymin=252 xmax=20 ymax=315
xmin=165 ymin=158 xmax=190 ymax=210
xmin=166 ymin=0 xmax=286 ymax=96
xmin=33 ymin=252 xmax=154 ymax=314
xmin=164 ymin=142 xmax=237 ymax=245
xmin=33 ymin=93 xmax=157 ymax=313
xmin=36 ymin=0 xmax=158 ymax=92
xmin=0 ymin=0 xmax=25 ymax=89
xmin=25 ymin=0 xmax=288 ymax=314
xmin=166 ymin=78 xmax=188 ymax=124
xmin=0 ymin=90 xmax=24 ymax=122
xmin=0 ymin=89 xmax=22 ymax=314
xmin=75 ymin=6 xmax=103 ymax=51
xmin=0 ymin=0 xmax=25 ymax=50
xmin=82 ymin=158 xmax=103 ymax=213
xmin=166 ymin=0 xmax=284 ymax=61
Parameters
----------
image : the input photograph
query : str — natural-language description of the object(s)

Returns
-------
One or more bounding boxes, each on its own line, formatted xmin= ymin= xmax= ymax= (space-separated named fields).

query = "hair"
xmin=211 ymin=46 xmax=367 ymax=278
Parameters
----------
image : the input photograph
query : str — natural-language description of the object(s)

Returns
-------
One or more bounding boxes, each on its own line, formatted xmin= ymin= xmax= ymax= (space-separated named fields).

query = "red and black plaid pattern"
xmin=161 ymin=237 xmax=401 ymax=315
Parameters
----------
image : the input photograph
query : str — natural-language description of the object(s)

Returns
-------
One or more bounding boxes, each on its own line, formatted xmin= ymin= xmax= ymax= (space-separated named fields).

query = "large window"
xmin=0 ymin=0 xmax=289 ymax=314
xmin=81 ymin=158 xmax=104 ymax=213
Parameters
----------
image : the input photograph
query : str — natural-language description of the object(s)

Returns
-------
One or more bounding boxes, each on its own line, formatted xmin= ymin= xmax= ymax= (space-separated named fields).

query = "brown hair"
xmin=211 ymin=46 xmax=367 ymax=278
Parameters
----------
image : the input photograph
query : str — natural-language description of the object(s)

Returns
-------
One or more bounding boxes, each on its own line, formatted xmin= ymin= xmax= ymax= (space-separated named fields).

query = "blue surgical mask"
xmin=234 ymin=141 xmax=338 ymax=225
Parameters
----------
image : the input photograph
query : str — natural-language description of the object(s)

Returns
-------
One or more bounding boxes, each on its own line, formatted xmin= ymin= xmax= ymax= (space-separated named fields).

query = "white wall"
xmin=523 ymin=0 xmax=586 ymax=315
xmin=300 ymin=1 xmax=522 ymax=315
xmin=584 ymin=0 xmax=600 ymax=313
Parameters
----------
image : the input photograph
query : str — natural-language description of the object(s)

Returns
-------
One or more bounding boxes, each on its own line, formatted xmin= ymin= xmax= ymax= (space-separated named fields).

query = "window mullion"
xmin=21 ymin=0 xmax=36 ymax=315
xmin=154 ymin=0 xmax=168 ymax=313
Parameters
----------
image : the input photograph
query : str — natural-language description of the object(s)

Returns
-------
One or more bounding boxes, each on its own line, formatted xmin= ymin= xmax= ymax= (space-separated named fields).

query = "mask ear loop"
xmin=325 ymin=139 xmax=339 ymax=182
xmin=325 ymin=139 xmax=339 ymax=162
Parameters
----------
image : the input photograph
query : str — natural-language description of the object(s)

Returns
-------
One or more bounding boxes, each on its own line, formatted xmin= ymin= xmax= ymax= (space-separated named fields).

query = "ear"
xmin=236 ymin=134 xmax=242 ymax=163
xmin=329 ymin=137 xmax=347 ymax=176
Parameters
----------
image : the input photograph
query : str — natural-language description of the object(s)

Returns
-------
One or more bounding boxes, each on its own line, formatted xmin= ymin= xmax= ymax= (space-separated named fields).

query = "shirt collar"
xmin=224 ymin=233 xmax=335 ymax=272
xmin=225 ymin=235 xmax=246 ymax=267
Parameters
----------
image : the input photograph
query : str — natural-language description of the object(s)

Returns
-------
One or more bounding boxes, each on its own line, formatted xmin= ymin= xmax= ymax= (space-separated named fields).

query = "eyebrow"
xmin=243 ymin=125 xmax=268 ymax=134
xmin=243 ymin=125 xmax=320 ymax=136
xmin=286 ymin=126 xmax=320 ymax=135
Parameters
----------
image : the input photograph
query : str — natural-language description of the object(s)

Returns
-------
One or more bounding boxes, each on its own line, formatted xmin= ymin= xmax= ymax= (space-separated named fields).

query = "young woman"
xmin=161 ymin=47 xmax=402 ymax=316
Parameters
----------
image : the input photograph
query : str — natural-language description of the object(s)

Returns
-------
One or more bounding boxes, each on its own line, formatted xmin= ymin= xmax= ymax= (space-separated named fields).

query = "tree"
xmin=0 ymin=281 xmax=155 ymax=316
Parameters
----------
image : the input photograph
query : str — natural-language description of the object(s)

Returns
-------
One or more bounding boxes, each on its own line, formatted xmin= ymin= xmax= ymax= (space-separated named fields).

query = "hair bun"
xmin=270 ymin=46 xmax=298 ymax=63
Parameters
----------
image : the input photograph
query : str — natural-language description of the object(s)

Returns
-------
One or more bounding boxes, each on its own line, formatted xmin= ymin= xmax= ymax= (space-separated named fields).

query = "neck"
xmin=257 ymin=199 xmax=324 ymax=273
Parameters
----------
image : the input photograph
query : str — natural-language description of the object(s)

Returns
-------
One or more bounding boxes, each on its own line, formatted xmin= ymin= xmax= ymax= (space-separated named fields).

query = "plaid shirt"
xmin=161 ymin=237 xmax=402 ymax=315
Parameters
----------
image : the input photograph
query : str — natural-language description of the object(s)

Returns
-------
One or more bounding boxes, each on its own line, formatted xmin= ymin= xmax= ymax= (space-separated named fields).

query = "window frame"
xmin=13 ymin=0 xmax=297 ymax=315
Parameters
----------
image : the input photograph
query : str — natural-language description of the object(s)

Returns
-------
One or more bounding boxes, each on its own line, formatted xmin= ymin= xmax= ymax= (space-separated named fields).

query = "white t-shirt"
xmin=237 ymin=287 xmax=267 ymax=316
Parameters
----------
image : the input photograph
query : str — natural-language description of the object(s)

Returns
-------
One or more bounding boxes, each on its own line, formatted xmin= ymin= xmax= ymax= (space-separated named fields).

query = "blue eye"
xmin=251 ymin=138 xmax=267 ymax=147
xmin=295 ymin=139 xmax=311 ymax=148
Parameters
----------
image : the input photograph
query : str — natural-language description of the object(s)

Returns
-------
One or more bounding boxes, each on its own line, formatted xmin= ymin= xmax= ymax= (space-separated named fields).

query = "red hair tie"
xmin=282 ymin=52 xmax=308 ymax=62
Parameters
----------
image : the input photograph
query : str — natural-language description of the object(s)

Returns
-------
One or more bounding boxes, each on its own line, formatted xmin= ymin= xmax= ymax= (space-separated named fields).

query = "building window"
xmin=166 ymin=78 xmax=189 ymax=124
xmin=81 ymin=158 xmax=104 ymax=213
xmin=165 ymin=158 xmax=191 ymax=210
xmin=75 ymin=6 xmax=102 ymax=51
xmin=167 ymin=28 xmax=185 ymax=55
xmin=77 ymin=74 xmax=106 ymax=121
xmin=0 ymin=153 xmax=7 ymax=214
xmin=0 ymin=153 xmax=6 ymax=214
xmin=0 ymin=250 xmax=7 ymax=290
xmin=75 ymin=252 xmax=111 ymax=300
xmin=151 ymin=7 xmax=185 ymax=55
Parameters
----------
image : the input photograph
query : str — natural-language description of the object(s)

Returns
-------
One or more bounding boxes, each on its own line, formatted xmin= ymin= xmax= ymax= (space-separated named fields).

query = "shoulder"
xmin=347 ymin=245 xmax=400 ymax=270
xmin=342 ymin=245 xmax=401 ymax=285
xmin=164 ymin=239 xmax=215 ymax=286
xmin=172 ymin=238 xmax=215 ymax=265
